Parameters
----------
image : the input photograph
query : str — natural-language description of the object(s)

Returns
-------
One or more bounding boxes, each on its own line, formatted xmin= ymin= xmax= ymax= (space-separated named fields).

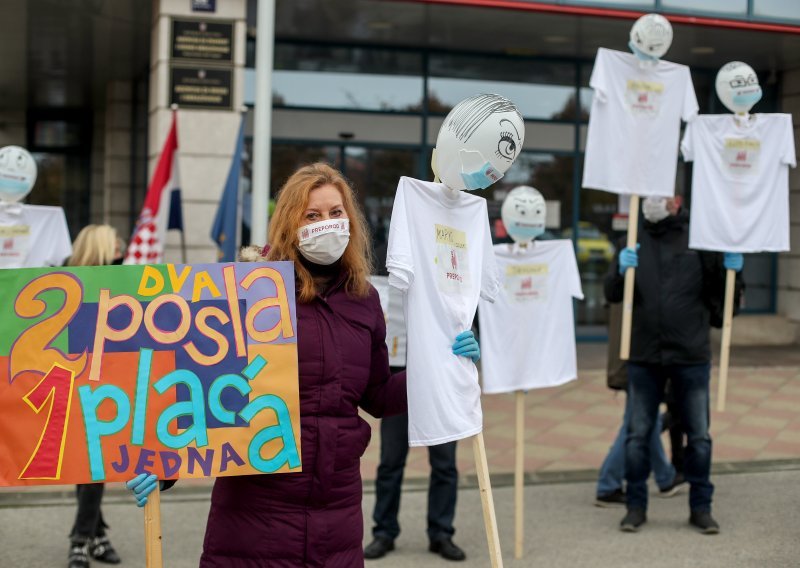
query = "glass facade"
xmin=244 ymin=40 xmax=781 ymax=335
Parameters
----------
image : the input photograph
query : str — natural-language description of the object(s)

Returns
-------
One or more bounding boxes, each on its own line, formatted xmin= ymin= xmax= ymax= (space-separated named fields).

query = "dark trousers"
xmin=626 ymin=363 xmax=714 ymax=512
xmin=664 ymin=380 xmax=686 ymax=474
xmin=70 ymin=483 xmax=108 ymax=541
xmin=372 ymin=412 xmax=458 ymax=543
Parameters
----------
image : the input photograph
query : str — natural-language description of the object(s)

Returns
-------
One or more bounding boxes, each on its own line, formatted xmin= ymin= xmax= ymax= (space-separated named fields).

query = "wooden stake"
xmin=716 ymin=269 xmax=736 ymax=412
xmin=144 ymin=486 xmax=163 ymax=568
xmin=514 ymin=391 xmax=525 ymax=560
xmin=473 ymin=432 xmax=504 ymax=568
xmin=620 ymin=194 xmax=640 ymax=361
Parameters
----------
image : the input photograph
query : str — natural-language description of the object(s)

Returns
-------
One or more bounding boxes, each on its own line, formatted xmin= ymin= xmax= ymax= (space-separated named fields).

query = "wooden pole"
xmin=473 ymin=432 xmax=504 ymax=568
xmin=716 ymin=269 xmax=736 ymax=412
xmin=514 ymin=391 xmax=525 ymax=560
xmin=620 ymin=194 xmax=640 ymax=361
xmin=144 ymin=485 xmax=163 ymax=568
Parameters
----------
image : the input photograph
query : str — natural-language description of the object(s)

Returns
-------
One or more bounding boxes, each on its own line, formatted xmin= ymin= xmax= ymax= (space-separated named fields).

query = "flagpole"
xmin=172 ymin=104 xmax=187 ymax=263
xmin=236 ymin=106 xmax=247 ymax=253
xmin=251 ymin=0 xmax=275 ymax=247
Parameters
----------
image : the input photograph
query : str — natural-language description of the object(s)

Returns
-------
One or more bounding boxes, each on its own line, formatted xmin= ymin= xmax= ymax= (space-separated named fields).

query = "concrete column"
xmin=777 ymin=67 xmax=800 ymax=332
xmin=149 ymin=0 xmax=247 ymax=263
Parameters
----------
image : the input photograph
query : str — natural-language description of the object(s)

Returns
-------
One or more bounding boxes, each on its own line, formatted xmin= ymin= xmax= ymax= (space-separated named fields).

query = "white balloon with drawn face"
xmin=0 ymin=146 xmax=37 ymax=203
xmin=716 ymin=61 xmax=762 ymax=115
xmin=501 ymin=186 xmax=546 ymax=243
xmin=433 ymin=94 xmax=525 ymax=191
xmin=628 ymin=13 xmax=673 ymax=61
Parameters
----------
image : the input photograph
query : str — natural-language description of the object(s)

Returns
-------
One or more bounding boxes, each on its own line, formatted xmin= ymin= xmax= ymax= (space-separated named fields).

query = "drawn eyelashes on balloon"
xmin=496 ymin=119 xmax=522 ymax=161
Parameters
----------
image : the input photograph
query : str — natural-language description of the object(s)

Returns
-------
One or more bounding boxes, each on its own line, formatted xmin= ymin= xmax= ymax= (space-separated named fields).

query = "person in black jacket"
xmin=605 ymin=195 xmax=744 ymax=535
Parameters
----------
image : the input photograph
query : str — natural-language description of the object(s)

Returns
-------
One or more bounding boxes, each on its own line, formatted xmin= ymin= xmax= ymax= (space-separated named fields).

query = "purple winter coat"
xmin=200 ymin=267 xmax=407 ymax=567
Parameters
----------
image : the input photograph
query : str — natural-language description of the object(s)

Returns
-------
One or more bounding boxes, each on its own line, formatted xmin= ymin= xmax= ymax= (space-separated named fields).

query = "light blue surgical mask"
xmin=460 ymin=162 xmax=503 ymax=191
xmin=732 ymin=89 xmax=762 ymax=108
xmin=0 ymin=178 xmax=32 ymax=200
xmin=508 ymin=223 xmax=545 ymax=241
xmin=628 ymin=41 xmax=658 ymax=62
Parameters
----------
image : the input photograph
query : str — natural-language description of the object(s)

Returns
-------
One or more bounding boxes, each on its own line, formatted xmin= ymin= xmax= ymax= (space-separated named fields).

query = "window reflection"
xmin=429 ymin=55 xmax=577 ymax=120
xmin=271 ymin=44 xmax=424 ymax=111
xmin=754 ymin=0 xmax=800 ymax=20
xmin=661 ymin=0 xmax=747 ymax=14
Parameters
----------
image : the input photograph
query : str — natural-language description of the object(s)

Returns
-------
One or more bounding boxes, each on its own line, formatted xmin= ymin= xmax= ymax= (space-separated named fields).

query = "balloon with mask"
xmin=432 ymin=94 xmax=525 ymax=191
xmin=501 ymin=186 xmax=546 ymax=243
xmin=715 ymin=61 xmax=762 ymax=115
xmin=0 ymin=146 xmax=37 ymax=203
xmin=628 ymin=13 xmax=673 ymax=62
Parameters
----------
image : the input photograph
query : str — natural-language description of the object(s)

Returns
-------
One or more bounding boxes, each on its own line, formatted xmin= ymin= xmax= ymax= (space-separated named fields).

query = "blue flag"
xmin=211 ymin=116 xmax=245 ymax=261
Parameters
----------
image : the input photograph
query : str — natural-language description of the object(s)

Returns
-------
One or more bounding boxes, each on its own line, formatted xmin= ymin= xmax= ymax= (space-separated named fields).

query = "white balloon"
xmin=0 ymin=146 xmax=37 ymax=203
xmin=629 ymin=13 xmax=673 ymax=60
xmin=501 ymin=185 xmax=546 ymax=243
xmin=433 ymin=94 xmax=525 ymax=191
xmin=715 ymin=61 xmax=762 ymax=115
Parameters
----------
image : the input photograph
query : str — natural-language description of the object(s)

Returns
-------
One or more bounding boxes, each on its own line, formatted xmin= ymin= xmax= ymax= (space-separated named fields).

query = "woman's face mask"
xmin=642 ymin=197 xmax=670 ymax=223
xmin=296 ymin=219 xmax=350 ymax=265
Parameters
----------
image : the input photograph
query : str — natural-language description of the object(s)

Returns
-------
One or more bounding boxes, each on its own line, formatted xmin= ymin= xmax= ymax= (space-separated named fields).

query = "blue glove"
xmin=724 ymin=252 xmax=744 ymax=272
xmin=126 ymin=473 xmax=159 ymax=507
xmin=618 ymin=245 xmax=639 ymax=275
xmin=452 ymin=330 xmax=480 ymax=363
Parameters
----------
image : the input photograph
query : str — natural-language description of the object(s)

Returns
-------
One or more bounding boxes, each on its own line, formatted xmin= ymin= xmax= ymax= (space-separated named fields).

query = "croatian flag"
xmin=124 ymin=111 xmax=183 ymax=264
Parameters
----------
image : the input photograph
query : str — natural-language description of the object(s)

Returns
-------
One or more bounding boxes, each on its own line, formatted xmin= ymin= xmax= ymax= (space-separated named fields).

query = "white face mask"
xmin=642 ymin=197 xmax=670 ymax=223
xmin=296 ymin=218 xmax=350 ymax=265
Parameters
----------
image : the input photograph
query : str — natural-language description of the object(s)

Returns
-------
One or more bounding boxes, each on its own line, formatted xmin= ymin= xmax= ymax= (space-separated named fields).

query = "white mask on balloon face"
xmin=432 ymin=94 xmax=525 ymax=192
xmin=0 ymin=146 xmax=37 ymax=203
xmin=501 ymin=186 xmax=546 ymax=243
xmin=715 ymin=61 xmax=762 ymax=115
xmin=628 ymin=13 xmax=673 ymax=62
xmin=296 ymin=219 xmax=350 ymax=265
xmin=642 ymin=197 xmax=670 ymax=223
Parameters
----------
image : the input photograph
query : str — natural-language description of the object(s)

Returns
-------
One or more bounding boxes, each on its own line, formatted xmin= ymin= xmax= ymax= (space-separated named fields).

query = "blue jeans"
xmin=626 ymin=363 xmax=713 ymax=512
xmin=596 ymin=390 xmax=675 ymax=497
xmin=372 ymin=412 xmax=458 ymax=543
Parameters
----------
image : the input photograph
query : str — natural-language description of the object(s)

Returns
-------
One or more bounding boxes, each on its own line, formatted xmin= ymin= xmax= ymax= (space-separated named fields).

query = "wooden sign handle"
xmin=473 ymin=432 xmax=504 ymax=568
xmin=514 ymin=391 xmax=525 ymax=560
xmin=620 ymin=195 xmax=640 ymax=361
xmin=144 ymin=485 xmax=163 ymax=568
xmin=716 ymin=268 xmax=736 ymax=412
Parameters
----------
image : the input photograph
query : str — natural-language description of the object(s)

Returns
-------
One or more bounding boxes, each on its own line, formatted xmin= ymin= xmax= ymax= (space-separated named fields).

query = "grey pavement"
xmin=2 ymin=466 xmax=799 ymax=567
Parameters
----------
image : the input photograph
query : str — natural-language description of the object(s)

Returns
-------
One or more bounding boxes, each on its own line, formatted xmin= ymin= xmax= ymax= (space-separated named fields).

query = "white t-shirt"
xmin=387 ymin=176 xmax=499 ymax=446
xmin=0 ymin=204 xmax=72 ymax=268
xmin=583 ymin=48 xmax=698 ymax=198
xmin=369 ymin=275 xmax=407 ymax=367
xmin=681 ymin=113 xmax=796 ymax=253
xmin=478 ymin=240 xmax=583 ymax=394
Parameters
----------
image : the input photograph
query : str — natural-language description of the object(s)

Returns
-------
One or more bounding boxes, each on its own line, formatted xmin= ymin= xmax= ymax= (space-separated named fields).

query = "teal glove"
xmin=452 ymin=330 xmax=480 ymax=363
xmin=126 ymin=473 xmax=159 ymax=507
xmin=618 ymin=245 xmax=639 ymax=275
xmin=723 ymin=252 xmax=743 ymax=272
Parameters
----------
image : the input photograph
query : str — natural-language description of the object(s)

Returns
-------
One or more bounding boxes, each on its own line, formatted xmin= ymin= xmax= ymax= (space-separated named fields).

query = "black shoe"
xmin=595 ymin=488 xmax=626 ymax=507
xmin=429 ymin=538 xmax=466 ymax=561
xmin=620 ymin=508 xmax=647 ymax=532
xmin=364 ymin=536 xmax=395 ymax=560
xmin=90 ymin=535 xmax=121 ymax=564
xmin=68 ymin=541 xmax=90 ymax=568
xmin=690 ymin=510 xmax=720 ymax=535
xmin=659 ymin=472 xmax=687 ymax=498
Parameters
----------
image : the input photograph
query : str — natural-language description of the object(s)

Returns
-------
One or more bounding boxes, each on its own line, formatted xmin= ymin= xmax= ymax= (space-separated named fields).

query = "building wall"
xmin=150 ymin=0 xmax=248 ymax=263
xmin=778 ymin=66 xmax=800 ymax=330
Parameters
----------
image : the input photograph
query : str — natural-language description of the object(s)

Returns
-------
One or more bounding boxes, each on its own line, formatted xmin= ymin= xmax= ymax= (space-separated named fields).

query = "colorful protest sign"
xmin=0 ymin=262 xmax=301 ymax=486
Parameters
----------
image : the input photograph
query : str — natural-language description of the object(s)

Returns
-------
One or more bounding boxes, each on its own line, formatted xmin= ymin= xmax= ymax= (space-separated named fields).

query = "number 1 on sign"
xmin=19 ymin=365 xmax=76 ymax=480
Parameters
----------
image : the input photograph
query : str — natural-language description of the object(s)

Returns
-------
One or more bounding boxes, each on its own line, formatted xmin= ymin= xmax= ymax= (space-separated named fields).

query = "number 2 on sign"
xmin=19 ymin=365 xmax=76 ymax=480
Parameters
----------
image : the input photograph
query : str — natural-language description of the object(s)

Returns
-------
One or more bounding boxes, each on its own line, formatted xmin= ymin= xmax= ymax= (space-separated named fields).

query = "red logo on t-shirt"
xmin=736 ymin=151 xmax=747 ymax=162
xmin=638 ymin=93 xmax=648 ymax=103
xmin=450 ymin=249 xmax=458 ymax=270
xmin=521 ymin=277 xmax=532 ymax=290
xmin=3 ymin=238 xmax=12 ymax=251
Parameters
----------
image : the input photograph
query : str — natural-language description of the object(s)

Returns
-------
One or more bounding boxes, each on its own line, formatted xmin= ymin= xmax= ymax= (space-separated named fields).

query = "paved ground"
xmin=1 ymin=342 xmax=799 ymax=566
xmin=2 ymin=467 xmax=799 ymax=567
